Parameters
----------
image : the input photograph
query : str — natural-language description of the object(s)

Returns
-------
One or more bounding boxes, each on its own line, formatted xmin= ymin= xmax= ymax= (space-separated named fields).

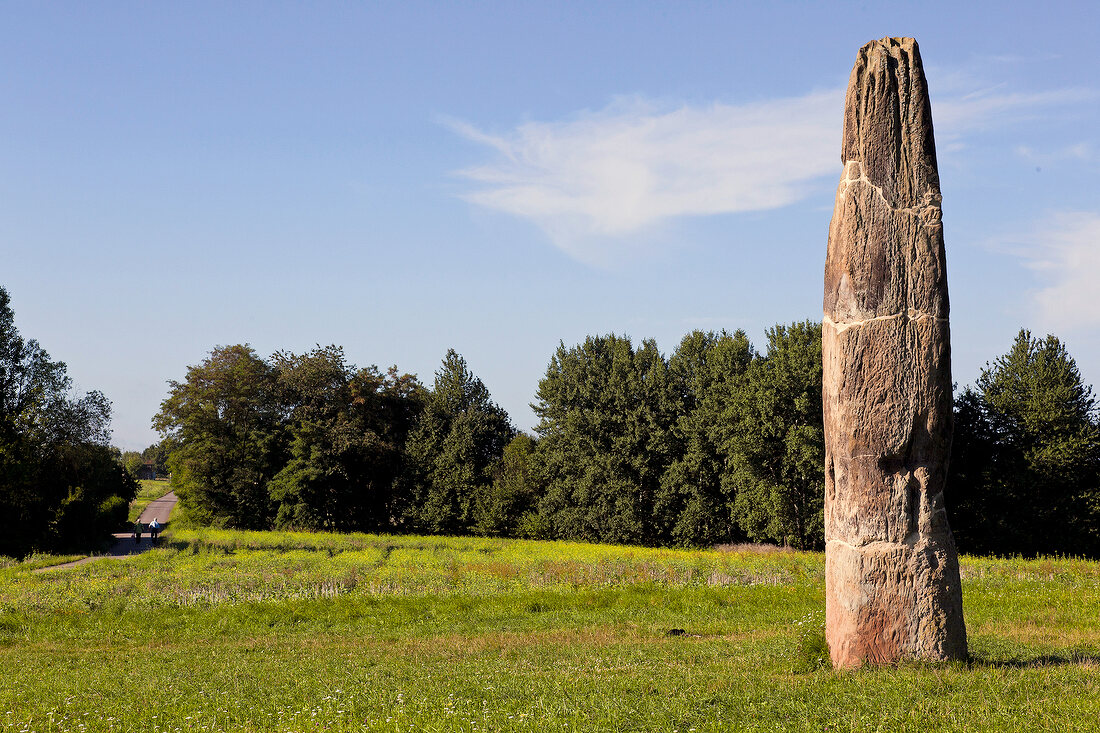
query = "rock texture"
xmin=822 ymin=37 xmax=967 ymax=668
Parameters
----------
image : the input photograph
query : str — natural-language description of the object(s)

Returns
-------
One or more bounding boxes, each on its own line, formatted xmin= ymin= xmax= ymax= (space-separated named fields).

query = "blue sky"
xmin=3 ymin=1 xmax=1099 ymax=449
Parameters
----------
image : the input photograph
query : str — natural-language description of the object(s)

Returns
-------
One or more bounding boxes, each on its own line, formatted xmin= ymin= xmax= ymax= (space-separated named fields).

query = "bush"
xmin=98 ymin=495 xmax=129 ymax=531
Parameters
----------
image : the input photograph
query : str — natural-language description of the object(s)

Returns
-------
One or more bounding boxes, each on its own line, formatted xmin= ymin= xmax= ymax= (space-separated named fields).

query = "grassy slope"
xmin=128 ymin=480 xmax=173 ymax=522
xmin=1 ymin=531 xmax=1099 ymax=732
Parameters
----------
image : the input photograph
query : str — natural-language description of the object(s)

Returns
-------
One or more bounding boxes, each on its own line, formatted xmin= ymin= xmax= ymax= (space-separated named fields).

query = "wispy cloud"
xmin=934 ymin=88 xmax=1096 ymax=138
xmin=448 ymin=92 xmax=839 ymax=265
xmin=449 ymin=82 xmax=1094 ymax=265
xmin=1014 ymin=211 xmax=1100 ymax=332
xmin=1014 ymin=141 xmax=1096 ymax=165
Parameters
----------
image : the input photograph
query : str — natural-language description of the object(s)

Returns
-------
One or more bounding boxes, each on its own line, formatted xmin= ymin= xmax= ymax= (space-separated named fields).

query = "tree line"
xmin=150 ymin=328 xmax=823 ymax=546
xmin=4 ymin=274 xmax=1098 ymax=558
xmin=155 ymin=324 xmax=1100 ymax=557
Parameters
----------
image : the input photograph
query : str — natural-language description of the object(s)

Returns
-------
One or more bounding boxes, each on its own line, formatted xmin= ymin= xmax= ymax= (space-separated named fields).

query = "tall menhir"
xmin=822 ymin=37 xmax=967 ymax=668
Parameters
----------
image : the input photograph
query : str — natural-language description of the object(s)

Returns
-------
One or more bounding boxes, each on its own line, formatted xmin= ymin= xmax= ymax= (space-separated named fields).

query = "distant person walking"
xmin=133 ymin=520 xmax=143 ymax=544
xmin=150 ymin=518 xmax=162 ymax=543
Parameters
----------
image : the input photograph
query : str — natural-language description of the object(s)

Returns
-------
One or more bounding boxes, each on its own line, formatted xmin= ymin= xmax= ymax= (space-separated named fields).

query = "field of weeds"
xmin=2 ymin=530 xmax=1099 ymax=732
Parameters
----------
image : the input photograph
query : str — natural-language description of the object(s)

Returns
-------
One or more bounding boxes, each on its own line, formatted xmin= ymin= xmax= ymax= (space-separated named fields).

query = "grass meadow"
xmin=2 ymin=528 xmax=1099 ymax=732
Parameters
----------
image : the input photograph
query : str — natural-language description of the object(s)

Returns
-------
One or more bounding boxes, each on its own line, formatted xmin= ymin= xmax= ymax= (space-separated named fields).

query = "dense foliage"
xmin=526 ymin=324 xmax=1100 ymax=555
xmin=154 ymin=345 xmax=508 ymax=534
xmin=533 ymin=335 xmax=677 ymax=545
xmin=0 ymin=287 xmax=136 ymax=556
xmin=658 ymin=330 xmax=753 ymax=546
xmin=530 ymin=325 xmax=822 ymax=548
xmin=268 ymin=346 xmax=426 ymax=532
xmin=397 ymin=349 xmax=514 ymax=534
xmin=728 ymin=322 xmax=824 ymax=550
xmin=154 ymin=345 xmax=284 ymax=529
xmin=949 ymin=330 xmax=1100 ymax=557
xmin=152 ymin=323 xmax=1100 ymax=557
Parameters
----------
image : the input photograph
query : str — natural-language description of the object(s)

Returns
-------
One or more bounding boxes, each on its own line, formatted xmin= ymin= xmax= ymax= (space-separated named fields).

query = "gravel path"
xmin=33 ymin=491 xmax=178 ymax=572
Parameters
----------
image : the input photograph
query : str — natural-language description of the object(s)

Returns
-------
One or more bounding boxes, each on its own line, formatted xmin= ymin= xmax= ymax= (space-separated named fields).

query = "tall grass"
xmin=4 ymin=530 xmax=821 ymax=615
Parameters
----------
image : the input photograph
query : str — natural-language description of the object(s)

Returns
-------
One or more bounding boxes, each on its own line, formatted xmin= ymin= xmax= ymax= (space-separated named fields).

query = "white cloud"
xmin=449 ymin=92 xmax=840 ymax=264
xmin=1016 ymin=211 xmax=1100 ymax=332
xmin=450 ymin=83 xmax=1094 ymax=265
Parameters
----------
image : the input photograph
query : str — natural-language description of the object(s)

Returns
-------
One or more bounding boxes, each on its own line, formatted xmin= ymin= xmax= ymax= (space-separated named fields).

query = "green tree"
xmin=121 ymin=450 xmax=145 ymax=479
xmin=474 ymin=432 xmax=538 ymax=537
xmin=0 ymin=286 xmax=135 ymax=556
xmin=153 ymin=344 xmax=284 ymax=528
xmin=267 ymin=346 xmax=425 ymax=531
xmin=401 ymin=350 xmax=514 ymax=534
xmin=46 ymin=442 xmax=138 ymax=552
xmin=532 ymin=335 xmax=677 ymax=545
xmin=729 ymin=321 xmax=824 ymax=550
xmin=655 ymin=330 xmax=754 ymax=547
xmin=950 ymin=330 xmax=1100 ymax=556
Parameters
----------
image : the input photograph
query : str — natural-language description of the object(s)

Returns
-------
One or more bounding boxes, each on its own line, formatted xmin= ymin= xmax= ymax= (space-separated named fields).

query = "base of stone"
xmin=825 ymin=538 xmax=967 ymax=669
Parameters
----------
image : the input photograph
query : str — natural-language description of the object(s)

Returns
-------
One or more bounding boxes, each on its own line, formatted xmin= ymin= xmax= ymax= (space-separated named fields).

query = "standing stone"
xmin=822 ymin=37 xmax=967 ymax=668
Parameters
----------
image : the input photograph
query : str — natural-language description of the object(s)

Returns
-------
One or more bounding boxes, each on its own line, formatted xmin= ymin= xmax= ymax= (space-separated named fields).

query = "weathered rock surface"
xmin=822 ymin=37 xmax=967 ymax=668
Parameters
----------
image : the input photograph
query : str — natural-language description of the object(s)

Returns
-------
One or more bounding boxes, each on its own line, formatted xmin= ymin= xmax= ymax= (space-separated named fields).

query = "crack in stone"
xmin=837 ymin=160 xmax=942 ymax=225
xmin=827 ymin=537 xmax=913 ymax=552
xmin=827 ymin=490 xmax=947 ymax=552
xmin=822 ymin=312 xmax=947 ymax=334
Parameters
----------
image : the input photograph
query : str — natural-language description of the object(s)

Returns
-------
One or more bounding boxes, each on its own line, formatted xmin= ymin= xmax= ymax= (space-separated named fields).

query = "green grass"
xmin=128 ymin=479 xmax=173 ymax=522
xmin=1 ymin=530 xmax=1099 ymax=731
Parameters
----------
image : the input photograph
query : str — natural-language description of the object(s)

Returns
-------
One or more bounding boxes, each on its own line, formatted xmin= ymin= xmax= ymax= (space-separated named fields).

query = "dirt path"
xmin=137 ymin=491 xmax=177 ymax=526
xmin=33 ymin=491 xmax=178 ymax=572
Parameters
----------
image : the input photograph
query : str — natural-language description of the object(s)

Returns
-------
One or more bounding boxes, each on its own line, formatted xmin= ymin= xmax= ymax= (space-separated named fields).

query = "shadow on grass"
xmin=970 ymin=652 xmax=1100 ymax=669
xmin=968 ymin=635 xmax=1100 ymax=669
xmin=789 ymin=640 xmax=1100 ymax=673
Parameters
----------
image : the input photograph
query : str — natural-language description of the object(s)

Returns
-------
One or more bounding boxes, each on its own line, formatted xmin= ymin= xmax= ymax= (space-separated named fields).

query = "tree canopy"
xmin=154 ymin=344 xmax=284 ymax=529
xmin=528 ymin=327 xmax=821 ymax=548
xmin=728 ymin=321 xmax=824 ymax=550
xmin=400 ymin=349 xmax=514 ymax=535
xmin=154 ymin=345 xmax=512 ymax=535
xmin=532 ymin=335 xmax=676 ymax=545
xmin=656 ymin=329 xmax=753 ymax=546
xmin=268 ymin=346 xmax=425 ymax=532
